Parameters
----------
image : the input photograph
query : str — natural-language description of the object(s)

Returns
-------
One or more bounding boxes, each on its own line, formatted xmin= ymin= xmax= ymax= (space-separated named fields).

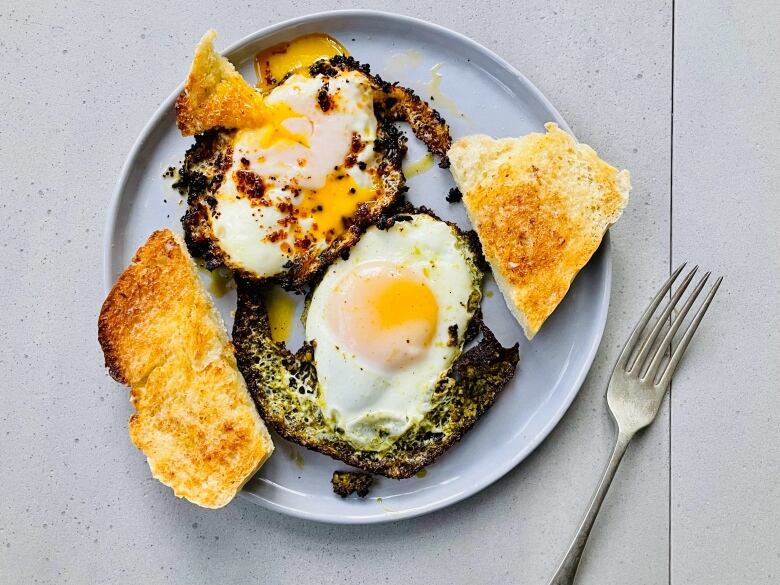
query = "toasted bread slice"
xmin=449 ymin=123 xmax=630 ymax=338
xmin=175 ymin=30 xmax=269 ymax=136
xmin=98 ymin=229 xmax=273 ymax=508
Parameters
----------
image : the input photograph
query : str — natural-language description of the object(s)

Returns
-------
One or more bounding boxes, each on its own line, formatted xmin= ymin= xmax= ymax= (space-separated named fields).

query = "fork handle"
xmin=546 ymin=430 xmax=634 ymax=585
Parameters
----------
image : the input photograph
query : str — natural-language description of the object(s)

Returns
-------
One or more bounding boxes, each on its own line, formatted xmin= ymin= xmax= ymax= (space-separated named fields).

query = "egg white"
xmin=305 ymin=214 xmax=481 ymax=451
xmin=209 ymin=70 xmax=379 ymax=278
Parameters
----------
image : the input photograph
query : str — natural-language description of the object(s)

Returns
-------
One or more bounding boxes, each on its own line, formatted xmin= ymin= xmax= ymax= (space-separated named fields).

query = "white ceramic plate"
xmin=104 ymin=10 xmax=611 ymax=524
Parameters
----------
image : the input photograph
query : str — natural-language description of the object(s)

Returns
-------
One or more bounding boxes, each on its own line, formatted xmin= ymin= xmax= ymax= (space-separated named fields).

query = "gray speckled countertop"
xmin=1 ymin=1 xmax=778 ymax=584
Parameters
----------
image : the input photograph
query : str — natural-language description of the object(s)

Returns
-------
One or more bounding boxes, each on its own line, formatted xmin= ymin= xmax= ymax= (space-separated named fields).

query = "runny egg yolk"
xmin=327 ymin=261 xmax=439 ymax=370
xmin=252 ymin=33 xmax=349 ymax=147
xmin=300 ymin=171 xmax=375 ymax=243
xmin=255 ymin=33 xmax=350 ymax=92
xmin=256 ymin=104 xmax=311 ymax=149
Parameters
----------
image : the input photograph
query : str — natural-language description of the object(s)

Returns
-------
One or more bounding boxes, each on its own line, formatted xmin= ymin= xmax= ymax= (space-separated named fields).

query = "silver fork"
xmin=546 ymin=264 xmax=722 ymax=585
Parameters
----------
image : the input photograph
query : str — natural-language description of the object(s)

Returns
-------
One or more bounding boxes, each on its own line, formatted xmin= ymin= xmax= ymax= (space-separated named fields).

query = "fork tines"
xmin=619 ymin=263 xmax=722 ymax=387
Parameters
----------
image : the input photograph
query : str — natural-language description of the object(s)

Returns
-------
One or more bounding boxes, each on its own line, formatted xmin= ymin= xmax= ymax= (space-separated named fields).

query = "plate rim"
xmin=103 ymin=8 xmax=612 ymax=524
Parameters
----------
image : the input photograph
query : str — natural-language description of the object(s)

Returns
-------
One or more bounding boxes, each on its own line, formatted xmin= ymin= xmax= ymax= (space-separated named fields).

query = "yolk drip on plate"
xmin=402 ymin=152 xmax=434 ymax=179
xmin=263 ymin=285 xmax=297 ymax=342
xmin=255 ymin=33 xmax=349 ymax=91
xmin=425 ymin=63 xmax=466 ymax=119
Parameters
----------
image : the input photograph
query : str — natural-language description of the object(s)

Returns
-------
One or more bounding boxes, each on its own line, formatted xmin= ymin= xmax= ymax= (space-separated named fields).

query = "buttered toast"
xmin=98 ymin=229 xmax=273 ymax=508
xmin=449 ymin=123 xmax=630 ymax=338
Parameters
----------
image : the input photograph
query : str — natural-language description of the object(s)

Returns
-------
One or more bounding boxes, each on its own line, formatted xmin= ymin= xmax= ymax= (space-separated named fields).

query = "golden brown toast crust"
xmin=175 ymin=30 xmax=268 ymax=136
xmin=448 ymin=123 xmax=630 ymax=338
xmin=98 ymin=230 xmax=273 ymax=508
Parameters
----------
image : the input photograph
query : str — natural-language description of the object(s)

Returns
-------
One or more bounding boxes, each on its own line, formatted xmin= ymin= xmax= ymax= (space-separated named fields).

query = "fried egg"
xmin=208 ymin=69 xmax=381 ymax=278
xmin=305 ymin=214 xmax=482 ymax=451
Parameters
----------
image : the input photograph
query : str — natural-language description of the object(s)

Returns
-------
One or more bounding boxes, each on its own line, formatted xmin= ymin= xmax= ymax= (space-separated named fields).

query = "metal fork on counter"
xmin=547 ymin=264 xmax=722 ymax=585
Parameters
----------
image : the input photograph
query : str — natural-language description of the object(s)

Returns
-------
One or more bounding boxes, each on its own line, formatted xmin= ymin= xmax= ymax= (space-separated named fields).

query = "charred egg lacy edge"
xmin=232 ymin=212 xmax=519 ymax=479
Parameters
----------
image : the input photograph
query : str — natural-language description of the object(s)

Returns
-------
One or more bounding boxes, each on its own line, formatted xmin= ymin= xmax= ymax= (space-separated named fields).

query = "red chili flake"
xmin=295 ymin=236 xmax=312 ymax=250
xmin=234 ymin=170 xmax=266 ymax=200
xmin=266 ymin=229 xmax=286 ymax=243
xmin=351 ymin=133 xmax=364 ymax=153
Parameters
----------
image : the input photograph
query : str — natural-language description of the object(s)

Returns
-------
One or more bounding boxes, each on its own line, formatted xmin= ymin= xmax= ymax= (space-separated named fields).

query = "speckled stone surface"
xmin=0 ymin=1 xmax=777 ymax=584
xmin=671 ymin=1 xmax=780 ymax=583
